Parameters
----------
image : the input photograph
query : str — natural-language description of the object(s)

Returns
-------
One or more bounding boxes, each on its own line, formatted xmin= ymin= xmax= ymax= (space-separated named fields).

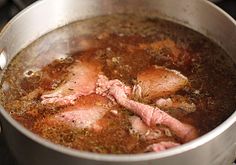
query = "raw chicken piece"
xmin=156 ymin=96 xmax=196 ymax=113
xmin=145 ymin=141 xmax=180 ymax=152
xmin=96 ymin=76 xmax=198 ymax=142
xmin=129 ymin=116 xmax=162 ymax=140
xmin=41 ymin=59 xmax=102 ymax=106
xmin=38 ymin=94 xmax=110 ymax=131
xmin=136 ymin=66 xmax=188 ymax=100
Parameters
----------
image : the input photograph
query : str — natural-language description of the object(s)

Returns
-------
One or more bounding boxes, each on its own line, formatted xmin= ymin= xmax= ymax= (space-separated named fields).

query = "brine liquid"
xmin=0 ymin=14 xmax=236 ymax=154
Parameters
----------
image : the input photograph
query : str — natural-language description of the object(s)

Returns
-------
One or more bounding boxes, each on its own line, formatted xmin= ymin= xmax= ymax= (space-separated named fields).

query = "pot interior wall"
xmin=0 ymin=0 xmax=236 ymax=69
xmin=0 ymin=0 xmax=235 ymax=164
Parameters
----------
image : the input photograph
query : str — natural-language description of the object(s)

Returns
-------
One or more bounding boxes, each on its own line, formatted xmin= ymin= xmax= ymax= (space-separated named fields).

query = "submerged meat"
xmin=136 ymin=66 xmax=188 ymax=100
xmin=129 ymin=116 xmax=162 ymax=140
xmin=139 ymin=39 xmax=192 ymax=67
xmin=123 ymin=100 xmax=197 ymax=142
xmin=145 ymin=141 xmax=180 ymax=152
xmin=55 ymin=108 xmax=105 ymax=129
xmin=139 ymin=39 xmax=182 ymax=62
xmin=156 ymin=96 xmax=196 ymax=113
xmin=38 ymin=94 xmax=110 ymax=131
xmin=96 ymin=75 xmax=198 ymax=142
xmin=41 ymin=60 xmax=102 ymax=106
xmin=96 ymin=75 xmax=131 ymax=101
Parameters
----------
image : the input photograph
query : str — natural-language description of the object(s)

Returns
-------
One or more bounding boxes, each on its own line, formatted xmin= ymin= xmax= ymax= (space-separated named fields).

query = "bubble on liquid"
xmin=23 ymin=68 xmax=41 ymax=77
xmin=64 ymin=56 xmax=74 ymax=63
xmin=58 ymin=55 xmax=74 ymax=64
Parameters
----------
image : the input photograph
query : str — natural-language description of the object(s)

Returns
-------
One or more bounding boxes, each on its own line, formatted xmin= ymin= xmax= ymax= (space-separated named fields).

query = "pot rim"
xmin=0 ymin=0 xmax=236 ymax=162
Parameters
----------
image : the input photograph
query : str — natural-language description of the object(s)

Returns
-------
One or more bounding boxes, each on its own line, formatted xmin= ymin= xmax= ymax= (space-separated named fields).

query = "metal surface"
xmin=0 ymin=0 xmax=236 ymax=165
xmin=0 ymin=50 xmax=6 ymax=70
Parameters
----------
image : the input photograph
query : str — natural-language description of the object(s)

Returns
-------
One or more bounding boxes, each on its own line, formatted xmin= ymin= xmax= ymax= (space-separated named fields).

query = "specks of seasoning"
xmin=95 ymin=102 xmax=102 ymax=106
xmin=110 ymin=110 xmax=118 ymax=115
xmin=118 ymin=33 xmax=124 ymax=37
xmin=106 ymin=47 xmax=111 ymax=51
xmin=2 ymin=14 xmax=236 ymax=155
xmin=194 ymin=90 xmax=200 ymax=95
xmin=111 ymin=57 xmax=120 ymax=64
xmin=164 ymin=128 xmax=172 ymax=137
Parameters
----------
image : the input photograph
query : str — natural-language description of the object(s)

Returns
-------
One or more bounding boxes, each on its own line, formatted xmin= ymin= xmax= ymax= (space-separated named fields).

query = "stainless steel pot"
xmin=0 ymin=0 xmax=236 ymax=165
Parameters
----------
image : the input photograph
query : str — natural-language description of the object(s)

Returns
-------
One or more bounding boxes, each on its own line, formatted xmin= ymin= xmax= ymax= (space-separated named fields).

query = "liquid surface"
xmin=1 ymin=14 xmax=236 ymax=154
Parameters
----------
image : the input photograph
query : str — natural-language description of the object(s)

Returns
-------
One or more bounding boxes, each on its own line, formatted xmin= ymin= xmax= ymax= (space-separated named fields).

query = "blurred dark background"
xmin=0 ymin=0 xmax=236 ymax=165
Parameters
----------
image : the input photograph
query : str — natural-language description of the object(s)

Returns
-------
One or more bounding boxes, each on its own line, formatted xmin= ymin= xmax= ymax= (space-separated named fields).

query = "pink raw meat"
xmin=41 ymin=59 xmax=102 ymax=106
xmin=129 ymin=116 xmax=162 ymax=140
xmin=96 ymin=75 xmax=198 ymax=142
xmin=40 ymin=94 xmax=110 ymax=130
xmin=145 ymin=141 xmax=180 ymax=152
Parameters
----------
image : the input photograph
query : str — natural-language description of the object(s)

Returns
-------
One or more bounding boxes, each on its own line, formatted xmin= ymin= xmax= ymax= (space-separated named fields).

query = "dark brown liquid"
xmin=1 ymin=14 xmax=236 ymax=154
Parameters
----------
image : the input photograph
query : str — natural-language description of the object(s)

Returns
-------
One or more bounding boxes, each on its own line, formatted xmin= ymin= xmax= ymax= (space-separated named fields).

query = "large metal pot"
xmin=0 ymin=0 xmax=236 ymax=165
